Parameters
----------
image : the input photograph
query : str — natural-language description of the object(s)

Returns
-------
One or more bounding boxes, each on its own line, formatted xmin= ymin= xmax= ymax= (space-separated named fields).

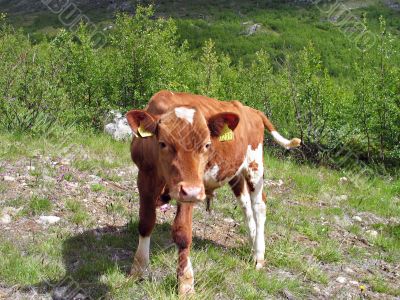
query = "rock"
xmin=104 ymin=110 xmax=132 ymax=141
xmin=159 ymin=204 xmax=172 ymax=213
xmin=344 ymin=267 xmax=355 ymax=274
xmin=223 ymin=217 xmax=235 ymax=224
xmin=27 ymin=166 xmax=36 ymax=171
xmin=313 ymin=286 xmax=321 ymax=293
xmin=336 ymin=276 xmax=347 ymax=284
xmin=339 ymin=195 xmax=348 ymax=201
xmin=352 ymin=215 xmax=362 ymax=222
xmin=339 ymin=177 xmax=348 ymax=184
xmin=334 ymin=215 xmax=352 ymax=227
xmin=38 ymin=216 xmax=60 ymax=225
xmin=3 ymin=175 xmax=15 ymax=182
xmin=52 ymin=286 xmax=68 ymax=300
xmin=366 ymin=229 xmax=378 ymax=238
xmin=246 ymin=23 xmax=262 ymax=35
xmin=350 ymin=280 xmax=359 ymax=286
xmin=0 ymin=213 xmax=11 ymax=224
xmin=281 ymin=289 xmax=295 ymax=300
xmin=89 ymin=174 xmax=101 ymax=183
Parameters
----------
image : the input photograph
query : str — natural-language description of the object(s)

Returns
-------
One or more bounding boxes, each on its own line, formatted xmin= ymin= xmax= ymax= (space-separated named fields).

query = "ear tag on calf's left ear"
xmin=219 ymin=124 xmax=234 ymax=142
xmin=138 ymin=123 xmax=153 ymax=138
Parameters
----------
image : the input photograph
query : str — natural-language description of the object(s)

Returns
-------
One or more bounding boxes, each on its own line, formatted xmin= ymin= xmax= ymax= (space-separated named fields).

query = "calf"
xmin=126 ymin=91 xmax=301 ymax=295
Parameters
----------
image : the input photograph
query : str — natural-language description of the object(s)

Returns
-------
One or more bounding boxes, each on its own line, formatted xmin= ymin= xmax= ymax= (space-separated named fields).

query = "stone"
xmin=344 ymin=267 xmax=355 ymax=274
xmin=0 ymin=213 xmax=11 ymax=224
xmin=104 ymin=110 xmax=132 ymax=141
xmin=38 ymin=216 xmax=61 ymax=225
xmin=336 ymin=276 xmax=347 ymax=284
xmin=3 ymin=175 xmax=15 ymax=182
xmin=339 ymin=177 xmax=348 ymax=184
xmin=223 ymin=218 xmax=235 ymax=224
xmin=246 ymin=23 xmax=262 ymax=35
xmin=366 ymin=229 xmax=378 ymax=238
xmin=350 ymin=280 xmax=359 ymax=286
xmin=27 ymin=166 xmax=36 ymax=171
xmin=352 ymin=216 xmax=362 ymax=222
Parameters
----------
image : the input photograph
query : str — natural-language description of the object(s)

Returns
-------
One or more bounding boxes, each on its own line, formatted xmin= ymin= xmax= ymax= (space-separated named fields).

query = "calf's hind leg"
xmin=229 ymin=176 xmax=256 ymax=247
xmin=130 ymin=170 xmax=163 ymax=278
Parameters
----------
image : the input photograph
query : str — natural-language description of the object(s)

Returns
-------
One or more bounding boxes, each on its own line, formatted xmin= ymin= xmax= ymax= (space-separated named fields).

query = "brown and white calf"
xmin=126 ymin=91 xmax=301 ymax=295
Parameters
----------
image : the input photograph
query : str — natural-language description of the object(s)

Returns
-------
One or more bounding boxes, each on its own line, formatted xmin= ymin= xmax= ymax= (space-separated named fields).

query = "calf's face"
xmin=126 ymin=107 xmax=239 ymax=203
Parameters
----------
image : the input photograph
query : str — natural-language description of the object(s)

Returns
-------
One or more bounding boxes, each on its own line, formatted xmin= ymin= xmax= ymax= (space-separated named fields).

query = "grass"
xmin=0 ymin=132 xmax=399 ymax=298
xmin=65 ymin=199 xmax=91 ymax=226
xmin=27 ymin=196 xmax=52 ymax=216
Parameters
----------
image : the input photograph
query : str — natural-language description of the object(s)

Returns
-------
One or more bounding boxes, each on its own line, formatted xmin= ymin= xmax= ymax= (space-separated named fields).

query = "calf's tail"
xmin=255 ymin=110 xmax=301 ymax=150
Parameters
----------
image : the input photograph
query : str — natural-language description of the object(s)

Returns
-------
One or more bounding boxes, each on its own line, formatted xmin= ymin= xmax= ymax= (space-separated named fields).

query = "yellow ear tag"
xmin=137 ymin=123 xmax=153 ymax=138
xmin=219 ymin=124 xmax=234 ymax=142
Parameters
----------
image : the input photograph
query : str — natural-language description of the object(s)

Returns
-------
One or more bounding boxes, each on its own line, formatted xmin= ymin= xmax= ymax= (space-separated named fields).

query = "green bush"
xmin=0 ymin=6 xmax=399 ymax=168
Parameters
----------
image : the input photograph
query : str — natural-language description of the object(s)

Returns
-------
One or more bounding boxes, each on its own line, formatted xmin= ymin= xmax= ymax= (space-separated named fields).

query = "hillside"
xmin=1 ymin=0 xmax=399 ymax=75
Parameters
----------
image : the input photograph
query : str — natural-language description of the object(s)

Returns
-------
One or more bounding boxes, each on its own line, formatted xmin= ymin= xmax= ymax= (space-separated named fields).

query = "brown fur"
xmin=127 ymin=91 xmax=297 ymax=295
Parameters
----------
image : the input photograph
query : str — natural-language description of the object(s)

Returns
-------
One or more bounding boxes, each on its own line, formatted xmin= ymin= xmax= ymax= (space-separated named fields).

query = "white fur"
xmin=236 ymin=183 xmax=256 ymax=245
xmin=136 ymin=236 xmax=150 ymax=266
xmin=245 ymin=143 xmax=266 ymax=268
xmin=245 ymin=143 xmax=264 ymax=185
xmin=271 ymin=131 xmax=291 ymax=149
xmin=179 ymin=257 xmax=194 ymax=294
xmin=203 ymin=164 xmax=220 ymax=186
xmin=174 ymin=107 xmax=196 ymax=124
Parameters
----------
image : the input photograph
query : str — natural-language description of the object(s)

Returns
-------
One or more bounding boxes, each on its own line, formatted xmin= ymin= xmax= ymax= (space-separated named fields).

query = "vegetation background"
xmin=0 ymin=0 xmax=399 ymax=299
xmin=0 ymin=0 xmax=399 ymax=168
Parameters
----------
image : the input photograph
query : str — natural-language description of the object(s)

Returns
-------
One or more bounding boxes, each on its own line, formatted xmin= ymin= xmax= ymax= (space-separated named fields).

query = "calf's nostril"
xmin=180 ymin=185 xmax=188 ymax=196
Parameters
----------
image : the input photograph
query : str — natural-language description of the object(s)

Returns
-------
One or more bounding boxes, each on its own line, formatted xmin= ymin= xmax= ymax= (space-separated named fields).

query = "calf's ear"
xmin=126 ymin=110 xmax=157 ymax=137
xmin=208 ymin=112 xmax=240 ymax=137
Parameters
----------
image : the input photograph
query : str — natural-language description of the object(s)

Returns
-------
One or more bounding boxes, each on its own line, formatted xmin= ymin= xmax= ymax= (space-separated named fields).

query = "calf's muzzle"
xmin=178 ymin=182 xmax=206 ymax=203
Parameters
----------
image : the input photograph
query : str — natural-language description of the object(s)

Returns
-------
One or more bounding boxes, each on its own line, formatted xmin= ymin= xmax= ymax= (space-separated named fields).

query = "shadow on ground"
xmin=28 ymin=220 xmax=239 ymax=300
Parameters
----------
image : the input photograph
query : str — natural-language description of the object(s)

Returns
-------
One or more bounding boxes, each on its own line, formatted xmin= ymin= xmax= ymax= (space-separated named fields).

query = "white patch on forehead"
xmin=174 ymin=107 xmax=196 ymax=124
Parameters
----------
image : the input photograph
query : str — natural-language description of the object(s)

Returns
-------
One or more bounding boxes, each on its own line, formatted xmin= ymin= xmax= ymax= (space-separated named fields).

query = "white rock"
xmin=104 ymin=111 xmax=132 ymax=141
xmin=3 ymin=175 xmax=15 ymax=182
xmin=223 ymin=218 xmax=235 ymax=224
xmin=339 ymin=177 xmax=348 ymax=184
xmin=336 ymin=276 xmax=347 ymax=284
xmin=344 ymin=267 xmax=355 ymax=274
xmin=352 ymin=216 xmax=362 ymax=222
xmin=339 ymin=195 xmax=348 ymax=201
xmin=349 ymin=280 xmax=359 ymax=286
xmin=0 ymin=213 xmax=11 ymax=224
xmin=27 ymin=166 xmax=36 ymax=171
xmin=38 ymin=216 xmax=60 ymax=225
xmin=246 ymin=23 xmax=262 ymax=35
xmin=366 ymin=230 xmax=378 ymax=238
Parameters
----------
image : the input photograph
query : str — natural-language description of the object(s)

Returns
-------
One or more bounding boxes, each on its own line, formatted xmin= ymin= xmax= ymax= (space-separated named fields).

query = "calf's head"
xmin=126 ymin=106 xmax=239 ymax=203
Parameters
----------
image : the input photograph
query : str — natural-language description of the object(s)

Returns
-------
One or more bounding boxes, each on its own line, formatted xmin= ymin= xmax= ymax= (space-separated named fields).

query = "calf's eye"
xmin=204 ymin=142 xmax=211 ymax=150
xmin=159 ymin=142 xmax=167 ymax=149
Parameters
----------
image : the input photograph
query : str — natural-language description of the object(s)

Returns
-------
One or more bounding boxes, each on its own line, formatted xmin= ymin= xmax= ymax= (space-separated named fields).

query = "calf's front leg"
xmin=172 ymin=203 xmax=194 ymax=295
xmin=130 ymin=171 xmax=160 ymax=278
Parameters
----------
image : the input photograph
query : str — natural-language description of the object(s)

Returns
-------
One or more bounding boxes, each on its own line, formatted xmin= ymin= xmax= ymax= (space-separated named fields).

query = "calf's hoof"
xmin=178 ymin=282 xmax=195 ymax=297
xmin=255 ymin=259 xmax=265 ymax=270
xmin=178 ymin=267 xmax=195 ymax=297
xmin=129 ymin=259 xmax=148 ymax=279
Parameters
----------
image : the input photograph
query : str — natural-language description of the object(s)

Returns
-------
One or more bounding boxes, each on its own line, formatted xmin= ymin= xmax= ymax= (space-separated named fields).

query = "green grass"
xmin=0 ymin=132 xmax=398 ymax=299
xmin=27 ymin=196 xmax=52 ymax=215
xmin=66 ymin=199 xmax=91 ymax=226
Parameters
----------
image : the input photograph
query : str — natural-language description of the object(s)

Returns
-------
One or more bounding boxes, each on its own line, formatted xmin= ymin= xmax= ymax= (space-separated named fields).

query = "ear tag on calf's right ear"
xmin=138 ymin=123 xmax=153 ymax=138
xmin=219 ymin=124 xmax=234 ymax=142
